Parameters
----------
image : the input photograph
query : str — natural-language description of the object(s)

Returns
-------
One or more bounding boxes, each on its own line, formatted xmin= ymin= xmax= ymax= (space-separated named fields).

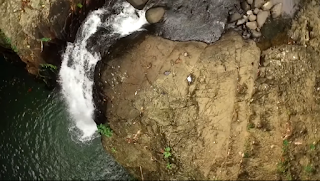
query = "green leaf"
xmin=164 ymin=152 xmax=171 ymax=158
xmin=97 ymin=124 xmax=113 ymax=137
xmin=166 ymin=163 xmax=172 ymax=169
xmin=40 ymin=37 xmax=51 ymax=42
xmin=310 ymin=144 xmax=316 ymax=150
xmin=283 ymin=139 xmax=289 ymax=147
xmin=165 ymin=147 xmax=171 ymax=152
xmin=77 ymin=3 xmax=83 ymax=8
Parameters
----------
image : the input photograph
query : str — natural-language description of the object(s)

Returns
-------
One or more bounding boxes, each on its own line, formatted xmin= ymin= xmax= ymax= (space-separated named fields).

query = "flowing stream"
xmin=59 ymin=1 xmax=148 ymax=142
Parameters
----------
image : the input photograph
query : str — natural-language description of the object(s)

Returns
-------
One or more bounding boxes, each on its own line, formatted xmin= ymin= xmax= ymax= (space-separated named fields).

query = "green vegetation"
xmin=166 ymin=163 xmax=172 ymax=170
xmin=310 ymin=143 xmax=316 ymax=151
xmin=247 ymin=122 xmax=255 ymax=130
xmin=40 ymin=37 xmax=51 ymax=42
xmin=111 ymin=147 xmax=116 ymax=153
xmin=283 ymin=139 xmax=289 ymax=152
xmin=77 ymin=3 xmax=83 ymax=8
xmin=38 ymin=64 xmax=58 ymax=86
xmin=277 ymin=139 xmax=292 ymax=179
xmin=163 ymin=147 xmax=172 ymax=158
xmin=243 ymin=152 xmax=250 ymax=158
xmin=40 ymin=63 xmax=57 ymax=70
xmin=163 ymin=147 xmax=173 ymax=170
xmin=97 ymin=124 xmax=113 ymax=137
xmin=304 ymin=164 xmax=314 ymax=174
xmin=0 ymin=30 xmax=18 ymax=52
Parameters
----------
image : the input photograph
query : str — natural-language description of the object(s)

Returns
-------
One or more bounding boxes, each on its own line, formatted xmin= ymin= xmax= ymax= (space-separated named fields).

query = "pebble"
xmin=257 ymin=10 xmax=270 ymax=28
xmin=145 ymin=7 xmax=165 ymax=24
xmin=271 ymin=3 xmax=282 ymax=18
xmin=262 ymin=1 xmax=273 ymax=10
xmin=241 ymin=1 xmax=251 ymax=11
xmin=247 ymin=0 xmax=253 ymax=5
xmin=247 ymin=10 xmax=253 ymax=15
xmin=254 ymin=0 xmax=265 ymax=8
xmin=249 ymin=14 xmax=257 ymax=21
xmin=251 ymin=30 xmax=262 ymax=38
xmin=246 ymin=21 xmax=258 ymax=30
xmin=230 ymin=12 xmax=242 ymax=22
xmin=253 ymin=8 xmax=260 ymax=14
xmin=237 ymin=18 xmax=247 ymax=25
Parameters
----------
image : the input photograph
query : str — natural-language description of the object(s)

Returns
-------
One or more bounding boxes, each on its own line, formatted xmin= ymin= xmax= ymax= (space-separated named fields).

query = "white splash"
xmin=59 ymin=2 xmax=148 ymax=142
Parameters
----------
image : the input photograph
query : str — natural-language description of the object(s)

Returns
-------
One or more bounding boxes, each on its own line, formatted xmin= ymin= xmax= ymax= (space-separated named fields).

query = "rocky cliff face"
xmin=0 ymin=0 xmax=104 ymax=75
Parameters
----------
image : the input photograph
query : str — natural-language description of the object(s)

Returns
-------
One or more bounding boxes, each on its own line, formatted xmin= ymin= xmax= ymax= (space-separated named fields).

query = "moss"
xmin=0 ymin=29 xmax=13 ymax=49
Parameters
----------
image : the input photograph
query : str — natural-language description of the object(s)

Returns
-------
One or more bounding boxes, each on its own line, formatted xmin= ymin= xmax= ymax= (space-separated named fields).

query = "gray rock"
xmin=271 ymin=3 xmax=282 ymax=18
xmin=241 ymin=1 xmax=251 ymax=11
xmin=146 ymin=7 xmax=165 ymax=23
xmin=126 ymin=0 xmax=149 ymax=9
xmin=249 ymin=14 xmax=257 ymax=21
xmin=247 ymin=0 xmax=253 ymax=5
xmin=247 ymin=10 xmax=253 ymax=15
xmin=148 ymin=0 xmax=238 ymax=43
xmin=254 ymin=0 xmax=264 ymax=8
xmin=253 ymin=8 xmax=260 ymax=14
xmin=251 ymin=30 xmax=262 ymax=38
xmin=230 ymin=12 xmax=242 ymax=22
xmin=257 ymin=10 xmax=270 ymax=28
xmin=262 ymin=1 xmax=273 ymax=10
xmin=246 ymin=21 xmax=258 ymax=30
xmin=237 ymin=18 xmax=248 ymax=25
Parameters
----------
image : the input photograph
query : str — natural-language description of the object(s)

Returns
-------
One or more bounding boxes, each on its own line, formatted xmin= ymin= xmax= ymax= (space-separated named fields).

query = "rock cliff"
xmin=0 ymin=0 xmax=104 ymax=74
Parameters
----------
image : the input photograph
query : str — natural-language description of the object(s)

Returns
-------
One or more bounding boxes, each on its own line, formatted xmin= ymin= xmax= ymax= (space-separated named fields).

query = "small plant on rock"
xmin=77 ymin=3 xmax=83 ymax=8
xmin=40 ymin=37 xmax=51 ymax=42
xmin=304 ymin=164 xmax=314 ymax=174
xmin=166 ymin=163 xmax=172 ymax=170
xmin=97 ymin=124 xmax=113 ymax=137
xmin=163 ymin=147 xmax=172 ymax=158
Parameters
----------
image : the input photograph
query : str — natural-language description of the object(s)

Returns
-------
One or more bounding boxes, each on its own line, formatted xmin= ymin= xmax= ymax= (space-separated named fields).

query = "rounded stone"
xmin=230 ymin=12 xmax=242 ymax=22
xmin=253 ymin=8 xmax=260 ymax=14
xmin=254 ymin=0 xmax=265 ymax=8
xmin=247 ymin=0 xmax=253 ymax=5
xmin=257 ymin=10 xmax=270 ymax=28
xmin=247 ymin=10 xmax=253 ymax=15
xmin=146 ymin=7 xmax=165 ymax=24
xmin=246 ymin=21 xmax=258 ymax=30
xmin=237 ymin=18 xmax=247 ymax=25
xmin=271 ymin=3 xmax=283 ymax=18
xmin=251 ymin=30 xmax=262 ymax=38
xmin=262 ymin=1 xmax=273 ymax=10
xmin=241 ymin=1 xmax=251 ymax=11
xmin=249 ymin=14 xmax=257 ymax=21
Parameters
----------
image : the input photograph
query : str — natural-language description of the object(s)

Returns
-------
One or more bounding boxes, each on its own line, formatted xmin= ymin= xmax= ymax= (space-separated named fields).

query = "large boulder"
xmin=100 ymin=31 xmax=261 ymax=180
xmin=144 ymin=0 xmax=238 ymax=43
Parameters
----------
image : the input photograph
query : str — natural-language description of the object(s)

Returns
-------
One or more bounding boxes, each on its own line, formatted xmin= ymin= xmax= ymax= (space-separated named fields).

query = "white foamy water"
xmin=59 ymin=2 xmax=148 ymax=142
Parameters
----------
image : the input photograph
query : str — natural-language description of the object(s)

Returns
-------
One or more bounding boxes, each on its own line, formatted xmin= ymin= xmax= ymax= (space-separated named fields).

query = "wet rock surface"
xmin=145 ymin=0 xmax=238 ymax=43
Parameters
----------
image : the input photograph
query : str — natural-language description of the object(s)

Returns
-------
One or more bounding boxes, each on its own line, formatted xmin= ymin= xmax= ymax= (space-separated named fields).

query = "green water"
xmin=0 ymin=57 xmax=130 ymax=180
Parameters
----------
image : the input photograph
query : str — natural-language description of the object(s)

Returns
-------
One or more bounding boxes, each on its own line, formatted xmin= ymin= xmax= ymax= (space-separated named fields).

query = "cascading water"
xmin=59 ymin=1 xmax=148 ymax=142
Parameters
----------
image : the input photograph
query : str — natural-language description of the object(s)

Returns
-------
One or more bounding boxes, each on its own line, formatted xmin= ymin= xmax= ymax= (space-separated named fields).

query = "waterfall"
xmin=59 ymin=1 xmax=148 ymax=142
